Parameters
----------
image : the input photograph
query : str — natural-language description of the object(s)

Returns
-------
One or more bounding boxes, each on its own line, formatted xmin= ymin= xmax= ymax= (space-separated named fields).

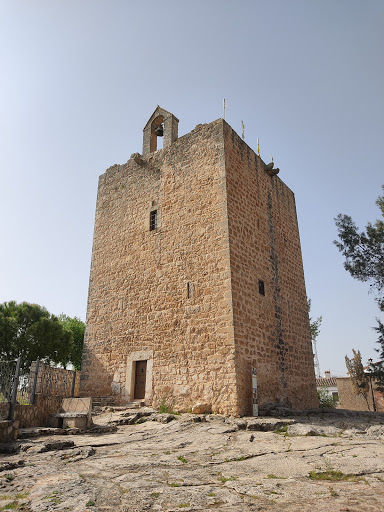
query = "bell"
xmin=155 ymin=124 xmax=164 ymax=137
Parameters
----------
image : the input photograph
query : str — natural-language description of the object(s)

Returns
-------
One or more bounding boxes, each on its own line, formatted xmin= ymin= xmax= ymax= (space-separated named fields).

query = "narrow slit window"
xmin=258 ymin=280 xmax=265 ymax=296
xmin=149 ymin=210 xmax=158 ymax=231
xmin=187 ymin=282 xmax=192 ymax=299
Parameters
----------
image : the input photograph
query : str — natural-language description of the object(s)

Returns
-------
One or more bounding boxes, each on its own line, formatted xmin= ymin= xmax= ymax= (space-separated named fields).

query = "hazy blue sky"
xmin=1 ymin=1 xmax=383 ymax=376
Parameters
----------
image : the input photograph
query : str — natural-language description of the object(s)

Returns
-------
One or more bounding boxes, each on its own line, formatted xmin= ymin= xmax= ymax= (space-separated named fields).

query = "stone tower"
xmin=80 ymin=106 xmax=318 ymax=416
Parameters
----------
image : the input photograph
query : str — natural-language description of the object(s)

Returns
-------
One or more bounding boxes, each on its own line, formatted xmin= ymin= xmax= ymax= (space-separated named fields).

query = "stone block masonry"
xmin=80 ymin=106 xmax=318 ymax=416
xmin=224 ymin=123 xmax=318 ymax=413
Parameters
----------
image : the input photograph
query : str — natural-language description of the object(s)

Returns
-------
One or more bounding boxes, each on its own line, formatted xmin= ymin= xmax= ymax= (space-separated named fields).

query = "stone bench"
xmin=49 ymin=398 xmax=92 ymax=429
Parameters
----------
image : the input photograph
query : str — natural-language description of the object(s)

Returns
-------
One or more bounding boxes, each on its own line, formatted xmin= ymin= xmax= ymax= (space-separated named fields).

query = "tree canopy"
xmin=58 ymin=314 xmax=85 ymax=370
xmin=334 ymin=185 xmax=384 ymax=312
xmin=345 ymin=349 xmax=371 ymax=410
xmin=0 ymin=301 xmax=73 ymax=372
xmin=370 ymin=319 xmax=384 ymax=392
xmin=335 ymin=185 xmax=384 ymax=384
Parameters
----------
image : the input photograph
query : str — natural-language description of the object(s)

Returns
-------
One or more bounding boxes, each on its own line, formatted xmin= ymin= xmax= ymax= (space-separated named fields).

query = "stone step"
xmin=91 ymin=396 xmax=116 ymax=408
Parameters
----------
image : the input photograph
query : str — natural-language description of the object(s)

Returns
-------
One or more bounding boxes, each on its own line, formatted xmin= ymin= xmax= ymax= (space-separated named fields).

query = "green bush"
xmin=317 ymin=387 xmax=338 ymax=408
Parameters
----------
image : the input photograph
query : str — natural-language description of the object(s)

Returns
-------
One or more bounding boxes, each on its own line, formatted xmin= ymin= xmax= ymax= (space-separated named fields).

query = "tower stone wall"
xmin=80 ymin=110 xmax=318 ymax=415
xmin=223 ymin=123 xmax=318 ymax=414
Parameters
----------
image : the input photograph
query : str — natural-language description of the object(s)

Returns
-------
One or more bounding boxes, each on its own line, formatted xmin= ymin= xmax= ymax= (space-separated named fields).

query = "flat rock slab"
xmin=1 ymin=411 xmax=384 ymax=511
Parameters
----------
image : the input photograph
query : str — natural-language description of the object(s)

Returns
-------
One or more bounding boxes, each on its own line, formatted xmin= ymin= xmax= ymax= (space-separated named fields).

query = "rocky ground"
xmin=1 ymin=407 xmax=384 ymax=512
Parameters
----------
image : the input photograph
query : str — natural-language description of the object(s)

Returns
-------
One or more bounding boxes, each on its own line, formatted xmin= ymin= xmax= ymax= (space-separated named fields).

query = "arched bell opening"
xmin=150 ymin=115 xmax=164 ymax=153
xmin=142 ymin=107 xmax=179 ymax=157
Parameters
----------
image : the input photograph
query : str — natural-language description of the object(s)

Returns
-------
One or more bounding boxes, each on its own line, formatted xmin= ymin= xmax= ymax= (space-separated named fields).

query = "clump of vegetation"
xmin=151 ymin=492 xmax=160 ymax=498
xmin=44 ymin=493 xmax=62 ymax=504
xmin=86 ymin=500 xmax=96 ymax=507
xmin=317 ymin=387 xmax=338 ymax=408
xmin=177 ymin=455 xmax=187 ymax=464
xmin=0 ymin=503 xmax=19 ymax=511
xmin=267 ymin=474 xmax=285 ymax=479
xmin=225 ymin=455 xmax=249 ymax=462
xmin=308 ymin=470 xmax=364 ymax=482
xmin=274 ymin=425 xmax=288 ymax=435
xmin=178 ymin=503 xmax=190 ymax=508
xmin=159 ymin=397 xmax=177 ymax=414
xmin=329 ymin=486 xmax=339 ymax=497
xmin=218 ymin=475 xmax=237 ymax=484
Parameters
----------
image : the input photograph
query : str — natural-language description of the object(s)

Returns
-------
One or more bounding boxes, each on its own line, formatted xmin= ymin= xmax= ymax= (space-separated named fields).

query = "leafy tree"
xmin=345 ymin=349 xmax=370 ymax=410
xmin=58 ymin=314 xmax=85 ymax=370
xmin=0 ymin=301 xmax=72 ymax=372
xmin=308 ymin=299 xmax=322 ymax=342
xmin=334 ymin=185 xmax=384 ymax=312
xmin=335 ymin=186 xmax=384 ymax=386
xmin=369 ymin=319 xmax=384 ymax=392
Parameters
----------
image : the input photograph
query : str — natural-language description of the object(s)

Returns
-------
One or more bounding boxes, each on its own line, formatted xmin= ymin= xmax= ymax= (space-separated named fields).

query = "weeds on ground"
xmin=177 ymin=456 xmax=187 ymax=464
xmin=0 ymin=500 xmax=30 ymax=511
xmin=44 ymin=492 xmax=63 ymax=504
xmin=0 ymin=503 xmax=19 ymax=511
xmin=158 ymin=397 xmax=179 ymax=414
xmin=218 ymin=475 xmax=238 ymax=484
xmin=0 ymin=495 xmax=28 ymax=501
xmin=225 ymin=455 xmax=248 ymax=462
xmin=329 ymin=486 xmax=339 ymax=497
xmin=274 ymin=425 xmax=288 ymax=436
xmin=308 ymin=470 xmax=365 ymax=482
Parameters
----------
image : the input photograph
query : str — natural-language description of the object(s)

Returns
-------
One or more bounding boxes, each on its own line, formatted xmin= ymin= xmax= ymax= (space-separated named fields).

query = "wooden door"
xmin=134 ymin=360 xmax=147 ymax=400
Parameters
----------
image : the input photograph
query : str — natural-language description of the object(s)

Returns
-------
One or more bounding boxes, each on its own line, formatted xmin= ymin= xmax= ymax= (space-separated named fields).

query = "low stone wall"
xmin=0 ymin=419 xmax=19 ymax=442
xmin=336 ymin=377 xmax=384 ymax=412
xmin=0 ymin=402 xmax=9 ymax=420
xmin=30 ymin=362 xmax=81 ymax=397
xmin=9 ymin=395 xmax=63 ymax=429
xmin=374 ymin=388 xmax=384 ymax=412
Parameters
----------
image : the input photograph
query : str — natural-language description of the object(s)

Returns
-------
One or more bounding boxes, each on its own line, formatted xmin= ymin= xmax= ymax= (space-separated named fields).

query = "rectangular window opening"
xmin=149 ymin=210 xmax=158 ymax=231
xmin=258 ymin=280 xmax=265 ymax=296
xmin=187 ymin=282 xmax=192 ymax=299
